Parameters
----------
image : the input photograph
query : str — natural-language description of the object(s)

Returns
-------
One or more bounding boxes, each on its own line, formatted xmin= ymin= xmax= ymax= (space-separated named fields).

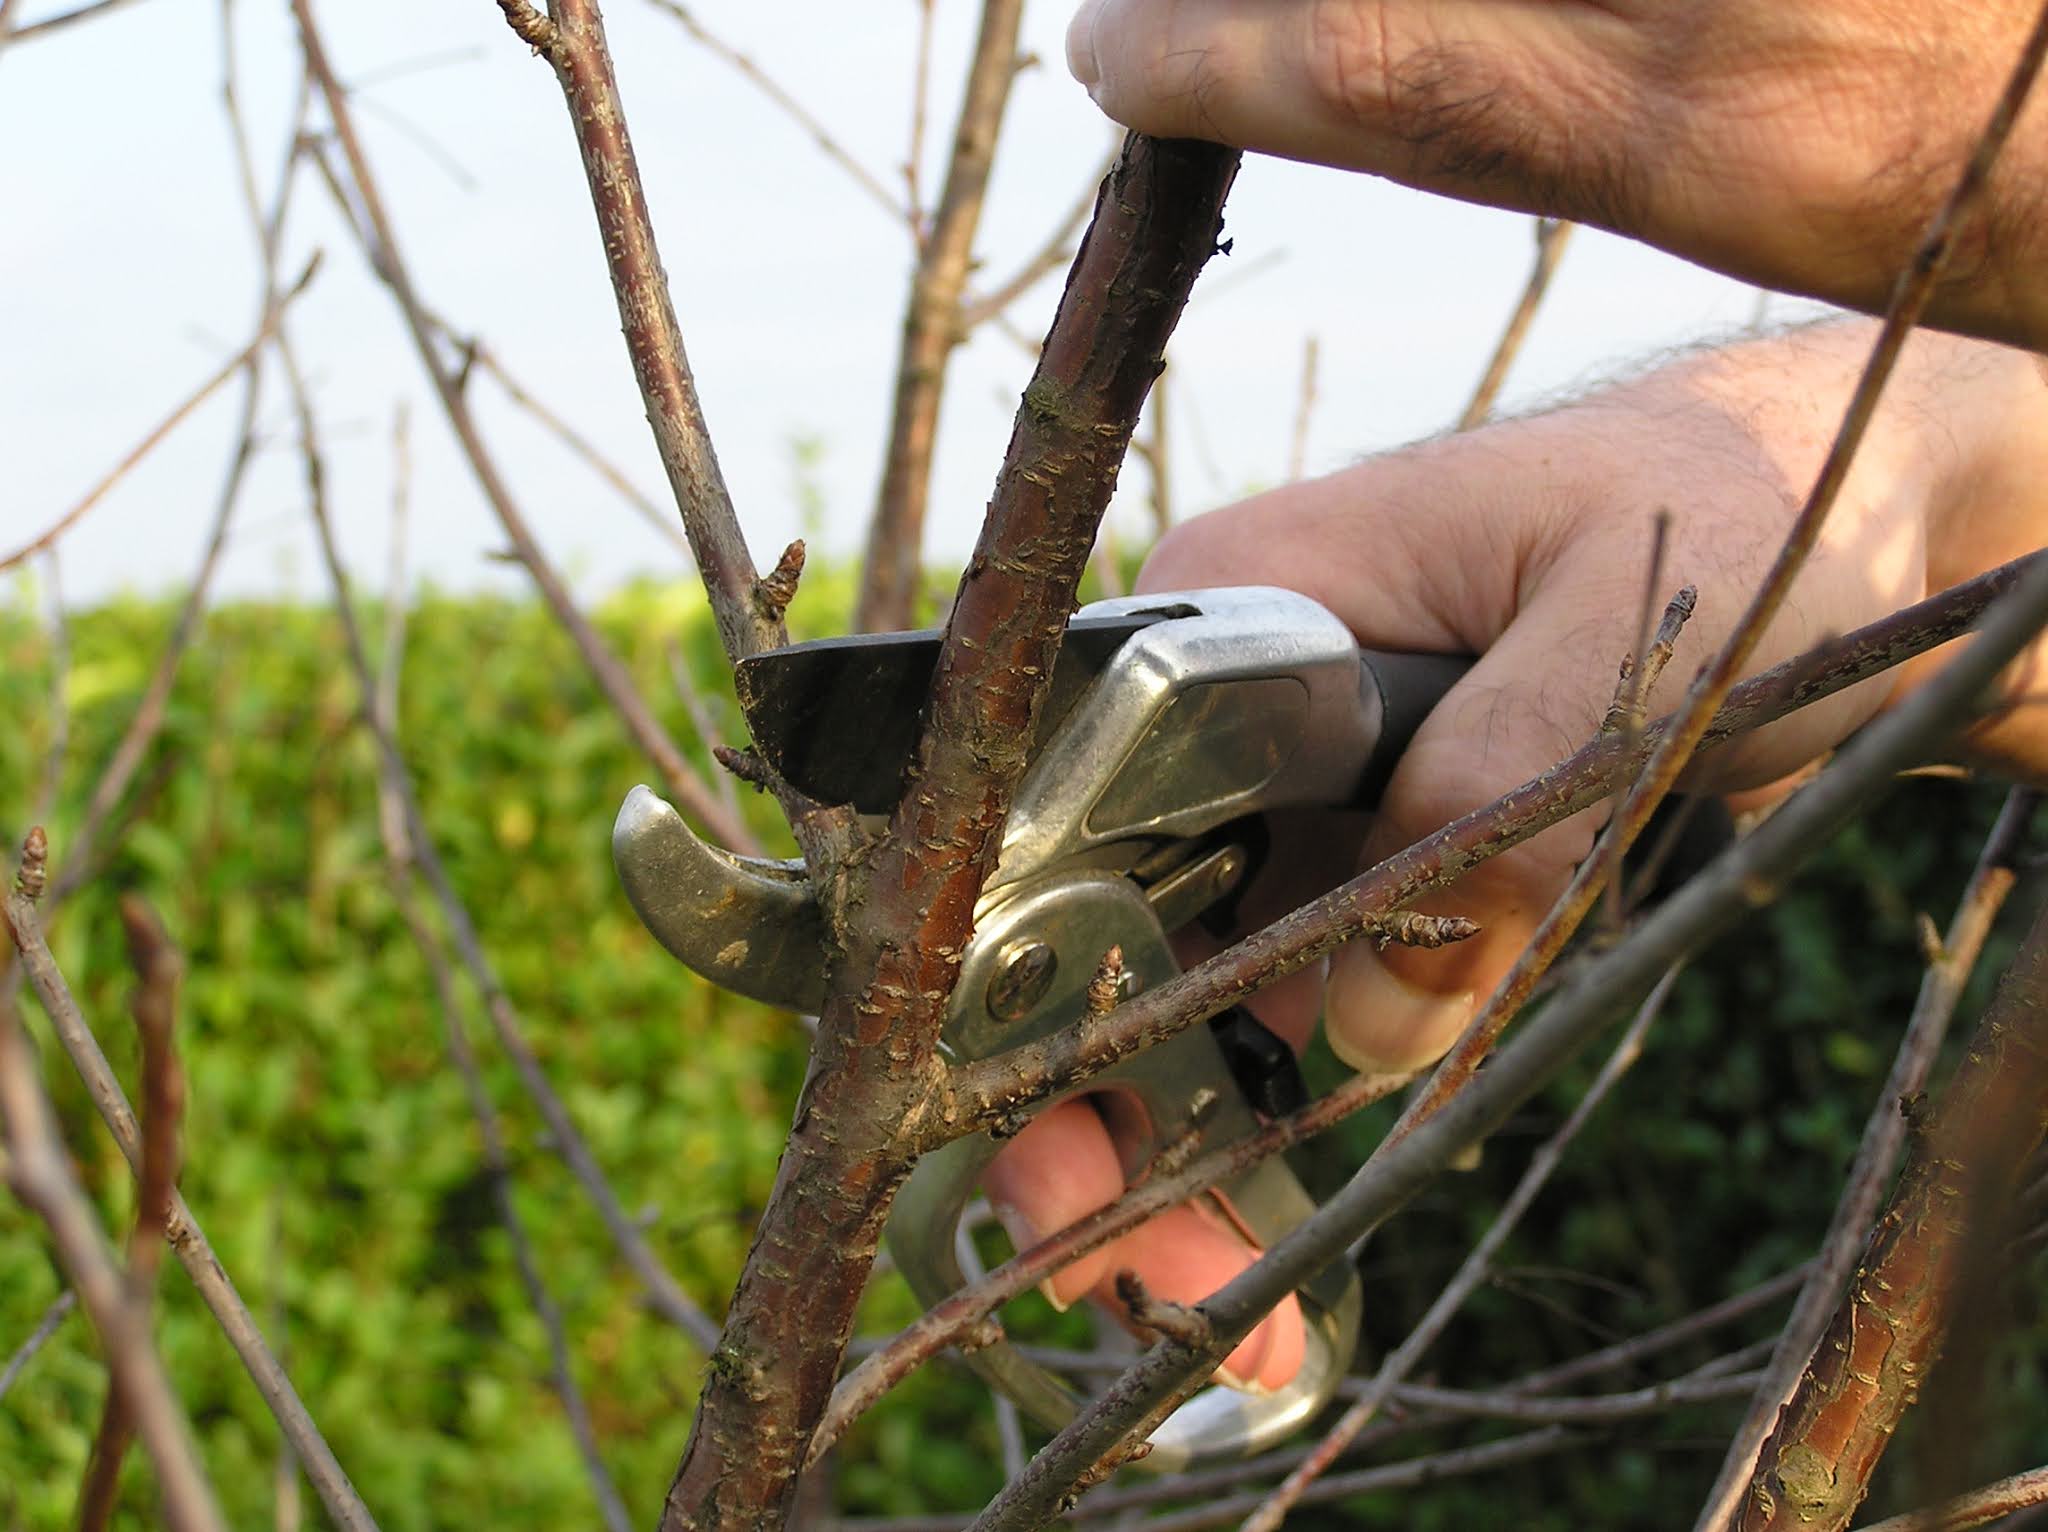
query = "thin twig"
xmin=1387 ymin=1368 xmax=1764 ymax=1425
xmin=960 ymin=540 xmax=2048 ymax=1531
xmin=958 ymin=146 xmax=1117 ymax=330
xmin=1698 ymin=786 xmax=2037 ymax=1529
xmin=905 ymin=0 xmax=934 ymax=240
xmin=0 ymin=1288 xmax=75 ymax=1402
xmin=1239 ymin=966 xmax=1680 ymax=1531
xmin=0 ymin=273 xmax=309 ymax=576
xmin=1459 ymin=218 xmax=1573 ymax=429
xmin=810 ymin=1064 xmax=1411 ymax=1462
xmin=295 ymin=0 xmax=762 ymax=856
xmin=358 ymin=441 xmax=632 ymax=1532
xmin=45 ymin=42 xmax=310 ymax=908
xmin=1855 ymin=1465 xmax=2048 ymax=1532
xmin=4 ymin=886 xmax=380 ymax=1532
xmin=1 ymin=0 xmax=148 ymax=43
xmin=76 ymin=897 xmax=189 ymax=1532
xmin=1286 ymin=335 xmax=1318 ymax=480
xmin=0 ymin=995 xmax=223 ymax=1532
xmin=281 ymin=325 xmax=722 ymax=1355
xmin=855 ymin=0 xmax=1029 ymax=631
xmin=446 ymin=330 xmax=697 ymax=562
xmin=31 ymin=548 xmax=68 ymax=831
xmin=645 ymin=0 xmax=909 ymax=231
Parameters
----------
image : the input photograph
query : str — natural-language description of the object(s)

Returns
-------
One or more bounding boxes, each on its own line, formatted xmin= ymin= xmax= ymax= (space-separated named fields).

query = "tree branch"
xmin=855 ymin=0 xmax=1028 ymax=632
xmin=1697 ymin=786 xmax=2037 ymax=1529
xmin=0 ymin=1288 xmax=75 ymax=1403
xmin=662 ymin=131 xmax=1241 ymax=1531
xmin=0 ymin=993 xmax=222 ymax=1532
xmin=1458 ymin=218 xmax=1574 ymax=430
xmin=4 ymin=867 xmax=381 ymax=1532
xmin=1854 ymin=1465 xmax=2048 ymax=1532
xmin=293 ymin=0 xmax=762 ymax=857
xmin=1733 ymin=889 xmax=2048 ymax=1530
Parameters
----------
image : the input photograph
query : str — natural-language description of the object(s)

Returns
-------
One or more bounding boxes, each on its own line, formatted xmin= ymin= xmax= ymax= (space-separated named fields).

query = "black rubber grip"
xmin=1351 ymin=649 xmax=1472 ymax=807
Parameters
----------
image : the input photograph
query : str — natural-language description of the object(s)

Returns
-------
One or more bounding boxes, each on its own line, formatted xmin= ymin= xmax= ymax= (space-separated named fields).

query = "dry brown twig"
xmin=1459 ymin=217 xmax=1574 ymax=430
xmin=0 ymin=0 xmax=150 ymax=45
xmin=0 ymin=988 xmax=222 ymax=1532
xmin=0 ymin=265 xmax=312 ymax=578
xmin=5 ymin=851 xmax=381 ymax=1532
xmin=290 ymin=0 xmax=763 ymax=858
xmin=855 ymin=0 xmax=1028 ymax=632
xmin=74 ymin=896 xmax=189 ymax=1532
xmin=1239 ymin=964 xmax=1682 ymax=1532
xmin=645 ymin=0 xmax=910 ymax=231
xmin=274 ymin=296 xmax=723 ymax=1357
xmin=0 ymin=1287 xmax=76 ymax=1403
xmin=1853 ymin=1464 xmax=2048 ymax=1532
xmin=1696 ymin=786 xmax=2038 ymax=1529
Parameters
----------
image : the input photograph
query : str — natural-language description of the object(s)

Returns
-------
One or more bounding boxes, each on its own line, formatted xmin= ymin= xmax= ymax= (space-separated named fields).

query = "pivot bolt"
xmin=987 ymin=940 xmax=1057 ymax=1023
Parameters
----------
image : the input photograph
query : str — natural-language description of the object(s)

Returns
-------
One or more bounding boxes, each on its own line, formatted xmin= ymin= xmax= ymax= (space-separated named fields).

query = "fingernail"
xmin=994 ymin=1202 xmax=1074 ymax=1313
xmin=1325 ymin=948 xmax=1476 ymax=1073
xmin=1213 ymin=1362 xmax=1278 ymax=1396
xmin=1066 ymin=0 xmax=1105 ymax=88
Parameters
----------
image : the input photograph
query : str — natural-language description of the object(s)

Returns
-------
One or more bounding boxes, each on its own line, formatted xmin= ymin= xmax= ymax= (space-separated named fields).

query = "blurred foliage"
xmin=0 ymin=576 xmax=2043 ymax=1529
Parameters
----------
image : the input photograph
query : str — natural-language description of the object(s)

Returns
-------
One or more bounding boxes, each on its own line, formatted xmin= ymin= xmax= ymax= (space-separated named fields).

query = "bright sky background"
xmin=2 ymin=0 xmax=1823 ymax=612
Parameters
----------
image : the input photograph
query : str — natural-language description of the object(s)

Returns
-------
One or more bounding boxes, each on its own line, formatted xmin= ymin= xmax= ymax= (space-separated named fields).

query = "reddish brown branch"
xmin=855 ymin=0 xmax=1027 ymax=632
xmin=77 ymin=897 xmax=188 ymax=1532
xmin=4 ymin=878 xmax=379 ymax=1531
xmin=0 ymin=995 xmax=222 ymax=1532
xmin=661 ymin=132 xmax=1240 ymax=1531
xmin=1736 ymin=893 xmax=2048 ymax=1530
xmin=498 ymin=0 xmax=776 ymax=663
xmin=1699 ymin=787 xmax=2035 ymax=1527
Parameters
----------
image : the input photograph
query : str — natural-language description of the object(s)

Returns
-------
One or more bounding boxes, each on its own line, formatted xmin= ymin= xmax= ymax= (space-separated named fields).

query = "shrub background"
xmin=1 ymin=579 xmax=2042 ymax=1528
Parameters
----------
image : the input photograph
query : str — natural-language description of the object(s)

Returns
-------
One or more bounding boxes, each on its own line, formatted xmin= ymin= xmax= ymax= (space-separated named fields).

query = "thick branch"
xmin=854 ymin=0 xmax=1027 ymax=632
xmin=661 ymin=132 xmax=1240 ymax=1531
xmin=1697 ymin=787 xmax=2035 ymax=1528
xmin=1734 ymin=896 xmax=2048 ymax=1530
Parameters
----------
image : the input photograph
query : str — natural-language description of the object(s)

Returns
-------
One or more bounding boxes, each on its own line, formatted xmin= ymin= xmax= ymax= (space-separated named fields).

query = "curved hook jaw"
xmin=612 ymin=785 xmax=827 ymax=1013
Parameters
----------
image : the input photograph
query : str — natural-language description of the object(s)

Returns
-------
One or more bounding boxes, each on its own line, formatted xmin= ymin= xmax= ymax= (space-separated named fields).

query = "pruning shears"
xmin=611 ymin=587 xmax=1467 ymax=1471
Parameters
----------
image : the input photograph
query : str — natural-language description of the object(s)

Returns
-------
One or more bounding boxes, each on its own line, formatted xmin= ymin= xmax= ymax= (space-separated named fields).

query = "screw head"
xmin=987 ymin=940 xmax=1057 ymax=1023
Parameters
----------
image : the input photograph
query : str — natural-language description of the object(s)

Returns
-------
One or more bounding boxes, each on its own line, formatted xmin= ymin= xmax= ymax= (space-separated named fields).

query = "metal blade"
xmin=734 ymin=608 xmax=1188 ymax=812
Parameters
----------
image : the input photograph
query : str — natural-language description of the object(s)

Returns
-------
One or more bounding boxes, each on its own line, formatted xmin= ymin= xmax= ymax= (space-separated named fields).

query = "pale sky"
xmin=1 ymin=0 xmax=1816 ymax=611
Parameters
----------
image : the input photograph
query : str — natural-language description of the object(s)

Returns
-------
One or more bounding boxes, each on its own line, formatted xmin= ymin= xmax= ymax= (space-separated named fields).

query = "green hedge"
xmin=0 ymin=579 xmax=2041 ymax=1528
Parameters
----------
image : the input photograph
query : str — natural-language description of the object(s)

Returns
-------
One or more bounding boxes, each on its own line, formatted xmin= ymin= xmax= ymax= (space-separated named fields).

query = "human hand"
xmin=1066 ymin=1 xmax=2048 ymax=348
xmin=983 ymin=320 xmax=2048 ymax=1387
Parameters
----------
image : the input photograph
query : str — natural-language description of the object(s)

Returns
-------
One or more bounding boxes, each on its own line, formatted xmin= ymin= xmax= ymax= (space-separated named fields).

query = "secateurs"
xmin=611 ymin=587 xmax=1466 ymax=1470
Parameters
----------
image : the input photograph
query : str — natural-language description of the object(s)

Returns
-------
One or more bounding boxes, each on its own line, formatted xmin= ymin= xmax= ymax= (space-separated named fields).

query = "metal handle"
xmin=884 ymin=869 xmax=1362 ymax=1474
